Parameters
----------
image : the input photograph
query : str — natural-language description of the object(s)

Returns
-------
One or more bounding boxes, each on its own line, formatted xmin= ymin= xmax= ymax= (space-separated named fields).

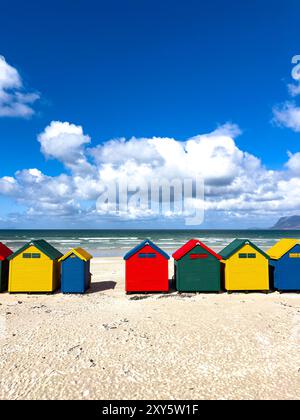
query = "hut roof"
xmin=59 ymin=247 xmax=93 ymax=262
xmin=219 ymin=239 xmax=269 ymax=260
xmin=123 ymin=239 xmax=170 ymax=260
xmin=0 ymin=242 xmax=13 ymax=261
xmin=172 ymin=239 xmax=222 ymax=261
xmin=8 ymin=239 xmax=63 ymax=261
xmin=266 ymin=239 xmax=300 ymax=260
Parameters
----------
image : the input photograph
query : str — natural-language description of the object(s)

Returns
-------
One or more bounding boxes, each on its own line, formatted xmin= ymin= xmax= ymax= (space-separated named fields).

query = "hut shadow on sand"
xmin=87 ymin=281 xmax=116 ymax=293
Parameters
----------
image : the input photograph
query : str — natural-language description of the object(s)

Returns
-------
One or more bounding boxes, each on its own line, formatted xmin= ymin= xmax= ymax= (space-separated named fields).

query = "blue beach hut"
xmin=59 ymin=248 xmax=93 ymax=293
xmin=267 ymin=239 xmax=300 ymax=291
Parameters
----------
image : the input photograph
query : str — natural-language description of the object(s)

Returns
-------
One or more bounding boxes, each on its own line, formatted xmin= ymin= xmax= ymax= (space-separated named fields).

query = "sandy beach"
xmin=0 ymin=257 xmax=299 ymax=400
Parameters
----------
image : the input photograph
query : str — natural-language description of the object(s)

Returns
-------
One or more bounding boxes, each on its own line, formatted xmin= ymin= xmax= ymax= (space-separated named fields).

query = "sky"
xmin=0 ymin=0 xmax=300 ymax=229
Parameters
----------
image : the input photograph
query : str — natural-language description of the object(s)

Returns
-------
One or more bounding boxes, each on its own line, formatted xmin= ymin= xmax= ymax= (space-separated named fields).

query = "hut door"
xmin=182 ymin=253 xmax=220 ymax=291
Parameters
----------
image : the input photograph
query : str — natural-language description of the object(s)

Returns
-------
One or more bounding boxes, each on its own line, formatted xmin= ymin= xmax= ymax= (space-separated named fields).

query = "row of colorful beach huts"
xmin=0 ymin=238 xmax=300 ymax=294
xmin=124 ymin=238 xmax=300 ymax=292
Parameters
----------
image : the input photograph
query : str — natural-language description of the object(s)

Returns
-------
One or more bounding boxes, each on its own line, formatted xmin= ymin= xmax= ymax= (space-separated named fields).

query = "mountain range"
xmin=271 ymin=216 xmax=300 ymax=230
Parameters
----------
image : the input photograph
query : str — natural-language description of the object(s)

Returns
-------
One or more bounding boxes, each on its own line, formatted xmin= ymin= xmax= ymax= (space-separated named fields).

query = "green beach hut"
xmin=172 ymin=239 xmax=222 ymax=292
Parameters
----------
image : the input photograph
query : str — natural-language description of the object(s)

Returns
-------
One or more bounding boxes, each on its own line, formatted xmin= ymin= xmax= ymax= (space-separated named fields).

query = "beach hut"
xmin=266 ymin=239 xmax=300 ymax=291
xmin=220 ymin=239 xmax=270 ymax=291
xmin=8 ymin=239 xmax=63 ymax=293
xmin=124 ymin=239 xmax=170 ymax=292
xmin=172 ymin=239 xmax=222 ymax=292
xmin=0 ymin=242 xmax=13 ymax=292
xmin=59 ymin=248 xmax=93 ymax=293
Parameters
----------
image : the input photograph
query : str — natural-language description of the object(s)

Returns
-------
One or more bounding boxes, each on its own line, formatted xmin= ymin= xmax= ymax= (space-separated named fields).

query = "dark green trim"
xmin=8 ymin=239 xmax=62 ymax=261
xmin=219 ymin=239 xmax=269 ymax=260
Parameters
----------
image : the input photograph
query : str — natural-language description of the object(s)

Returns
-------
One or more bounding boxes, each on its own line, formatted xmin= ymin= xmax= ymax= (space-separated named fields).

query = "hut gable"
xmin=219 ymin=239 xmax=269 ymax=260
xmin=266 ymin=239 xmax=300 ymax=260
xmin=0 ymin=243 xmax=13 ymax=261
xmin=172 ymin=239 xmax=221 ymax=261
xmin=59 ymin=247 xmax=93 ymax=262
xmin=8 ymin=239 xmax=62 ymax=261
xmin=123 ymin=239 xmax=170 ymax=260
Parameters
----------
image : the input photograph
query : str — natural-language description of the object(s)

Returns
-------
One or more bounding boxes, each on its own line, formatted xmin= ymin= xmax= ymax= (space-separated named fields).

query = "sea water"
xmin=0 ymin=229 xmax=299 ymax=257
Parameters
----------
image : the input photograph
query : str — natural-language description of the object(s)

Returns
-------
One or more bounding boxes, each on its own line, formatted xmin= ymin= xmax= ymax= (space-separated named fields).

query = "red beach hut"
xmin=124 ymin=239 xmax=170 ymax=292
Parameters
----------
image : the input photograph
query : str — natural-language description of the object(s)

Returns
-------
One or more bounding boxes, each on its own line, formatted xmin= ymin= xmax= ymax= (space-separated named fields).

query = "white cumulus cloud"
xmin=288 ymin=83 xmax=300 ymax=97
xmin=1 ymin=120 xmax=300 ymax=227
xmin=273 ymin=102 xmax=300 ymax=132
xmin=38 ymin=121 xmax=91 ymax=162
xmin=0 ymin=55 xmax=40 ymax=118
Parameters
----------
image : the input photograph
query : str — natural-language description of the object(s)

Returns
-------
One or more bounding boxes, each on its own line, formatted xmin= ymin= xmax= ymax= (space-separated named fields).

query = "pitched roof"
xmin=219 ymin=239 xmax=269 ymax=260
xmin=8 ymin=239 xmax=63 ymax=261
xmin=123 ymin=239 xmax=170 ymax=260
xmin=0 ymin=242 xmax=13 ymax=261
xmin=266 ymin=239 xmax=300 ymax=260
xmin=59 ymin=247 xmax=93 ymax=262
xmin=172 ymin=239 xmax=222 ymax=261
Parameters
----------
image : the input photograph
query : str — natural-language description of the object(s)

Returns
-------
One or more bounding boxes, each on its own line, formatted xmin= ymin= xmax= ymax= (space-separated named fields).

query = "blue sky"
xmin=0 ymin=0 xmax=300 ymax=228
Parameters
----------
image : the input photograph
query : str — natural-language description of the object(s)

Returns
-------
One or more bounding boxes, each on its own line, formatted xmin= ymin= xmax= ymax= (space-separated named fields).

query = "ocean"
xmin=0 ymin=229 xmax=299 ymax=257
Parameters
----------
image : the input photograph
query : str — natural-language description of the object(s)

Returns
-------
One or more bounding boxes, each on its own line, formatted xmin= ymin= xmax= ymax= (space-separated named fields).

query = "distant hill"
xmin=271 ymin=216 xmax=300 ymax=230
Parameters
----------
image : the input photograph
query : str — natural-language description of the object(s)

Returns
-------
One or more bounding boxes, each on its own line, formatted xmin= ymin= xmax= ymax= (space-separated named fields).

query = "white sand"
xmin=0 ymin=257 xmax=299 ymax=400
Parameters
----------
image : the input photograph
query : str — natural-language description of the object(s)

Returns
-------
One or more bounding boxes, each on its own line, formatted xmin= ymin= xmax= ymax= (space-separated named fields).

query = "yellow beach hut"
xmin=219 ymin=239 xmax=270 ymax=291
xmin=8 ymin=239 xmax=63 ymax=293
